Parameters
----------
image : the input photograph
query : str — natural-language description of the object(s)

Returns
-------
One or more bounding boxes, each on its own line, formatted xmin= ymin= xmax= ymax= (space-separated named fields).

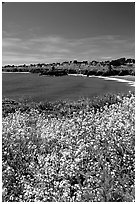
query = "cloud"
xmin=2 ymin=37 xmax=22 ymax=47
xmin=2 ymin=35 xmax=135 ymax=65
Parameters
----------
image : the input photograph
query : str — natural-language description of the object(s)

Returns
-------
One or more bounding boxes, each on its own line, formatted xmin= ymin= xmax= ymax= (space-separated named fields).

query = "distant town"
xmin=2 ymin=57 xmax=135 ymax=77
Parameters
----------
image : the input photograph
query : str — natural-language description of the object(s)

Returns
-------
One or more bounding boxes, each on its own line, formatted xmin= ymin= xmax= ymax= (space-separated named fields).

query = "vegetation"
xmin=2 ymin=57 xmax=135 ymax=76
xmin=2 ymin=92 xmax=135 ymax=202
xmin=2 ymin=93 xmax=131 ymax=117
xmin=39 ymin=69 xmax=68 ymax=76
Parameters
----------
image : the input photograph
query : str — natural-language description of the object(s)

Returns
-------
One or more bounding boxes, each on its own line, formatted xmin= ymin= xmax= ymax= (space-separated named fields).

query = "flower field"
xmin=2 ymin=92 xmax=135 ymax=202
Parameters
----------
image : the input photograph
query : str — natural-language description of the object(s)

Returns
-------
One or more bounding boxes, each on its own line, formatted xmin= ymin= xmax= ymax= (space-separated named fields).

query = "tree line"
xmin=2 ymin=57 xmax=135 ymax=76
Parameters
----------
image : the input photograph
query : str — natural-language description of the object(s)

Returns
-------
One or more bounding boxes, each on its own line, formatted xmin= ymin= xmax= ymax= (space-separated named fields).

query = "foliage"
xmin=3 ymin=92 xmax=132 ymax=117
xmin=2 ymin=57 xmax=135 ymax=76
xmin=2 ymin=93 xmax=135 ymax=201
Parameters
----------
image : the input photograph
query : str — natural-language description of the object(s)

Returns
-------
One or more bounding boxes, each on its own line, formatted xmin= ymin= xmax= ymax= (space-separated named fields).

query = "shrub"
xmin=2 ymin=93 xmax=135 ymax=201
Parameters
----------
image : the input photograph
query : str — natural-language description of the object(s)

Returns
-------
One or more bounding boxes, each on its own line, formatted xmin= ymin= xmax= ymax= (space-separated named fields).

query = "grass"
xmin=2 ymin=92 xmax=133 ymax=117
xmin=2 ymin=92 xmax=135 ymax=202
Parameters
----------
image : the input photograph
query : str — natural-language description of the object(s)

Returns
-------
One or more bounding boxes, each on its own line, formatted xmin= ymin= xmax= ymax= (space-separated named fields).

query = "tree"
xmin=73 ymin=60 xmax=78 ymax=64
xmin=108 ymin=63 xmax=112 ymax=73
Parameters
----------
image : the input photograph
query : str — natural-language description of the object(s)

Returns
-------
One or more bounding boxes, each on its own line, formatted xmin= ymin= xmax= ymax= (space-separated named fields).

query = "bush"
xmin=119 ymin=69 xmax=132 ymax=76
xmin=68 ymin=69 xmax=78 ymax=74
xmin=2 ymin=93 xmax=135 ymax=201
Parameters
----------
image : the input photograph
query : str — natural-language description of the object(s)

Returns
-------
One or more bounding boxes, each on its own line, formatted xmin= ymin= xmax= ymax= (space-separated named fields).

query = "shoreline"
xmin=68 ymin=74 xmax=135 ymax=87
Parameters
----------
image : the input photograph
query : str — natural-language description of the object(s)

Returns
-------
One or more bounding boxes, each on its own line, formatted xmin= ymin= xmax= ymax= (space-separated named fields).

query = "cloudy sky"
xmin=2 ymin=2 xmax=135 ymax=65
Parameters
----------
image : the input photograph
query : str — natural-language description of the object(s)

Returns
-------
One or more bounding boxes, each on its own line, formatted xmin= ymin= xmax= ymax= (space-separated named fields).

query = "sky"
xmin=2 ymin=2 xmax=135 ymax=65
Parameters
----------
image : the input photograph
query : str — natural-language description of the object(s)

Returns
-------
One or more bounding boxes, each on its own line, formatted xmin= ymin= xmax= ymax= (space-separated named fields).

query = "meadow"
xmin=2 ymin=90 xmax=135 ymax=202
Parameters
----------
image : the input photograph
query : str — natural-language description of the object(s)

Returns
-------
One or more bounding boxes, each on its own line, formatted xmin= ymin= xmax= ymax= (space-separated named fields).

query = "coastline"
xmin=68 ymin=74 xmax=135 ymax=87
